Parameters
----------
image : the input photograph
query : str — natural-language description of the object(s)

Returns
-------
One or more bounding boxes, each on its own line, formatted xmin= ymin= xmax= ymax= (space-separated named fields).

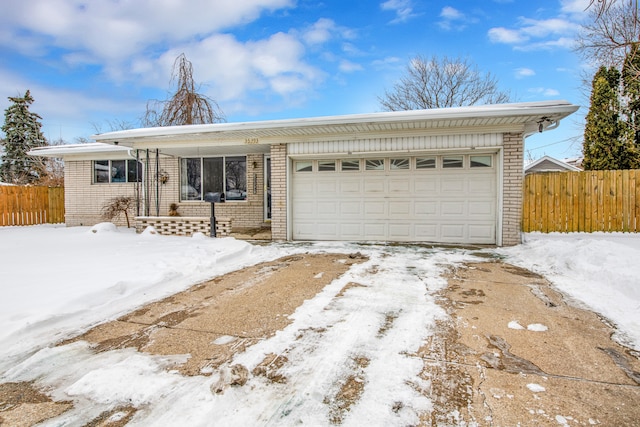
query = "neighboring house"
xmin=525 ymin=155 xmax=582 ymax=175
xmin=30 ymin=100 xmax=579 ymax=246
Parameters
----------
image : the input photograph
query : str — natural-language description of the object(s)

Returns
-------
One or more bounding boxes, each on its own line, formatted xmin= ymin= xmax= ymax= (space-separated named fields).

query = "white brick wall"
xmin=270 ymin=144 xmax=287 ymax=240
xmin=502 ymin=132 xmax=524 ymax=246
xmin=65 ymin=152 xmax=268 ymax=229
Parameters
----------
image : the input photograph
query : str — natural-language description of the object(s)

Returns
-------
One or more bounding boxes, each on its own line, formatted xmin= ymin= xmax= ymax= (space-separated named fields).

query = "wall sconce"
xmin=253 ymin=161 xmax=258 ymax=169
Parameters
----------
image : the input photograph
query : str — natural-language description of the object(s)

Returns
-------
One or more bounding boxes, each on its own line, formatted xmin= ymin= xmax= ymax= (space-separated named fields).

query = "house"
xmin=30 ymin=100 xmax=579 ymax=246
xmin=525 ymin=155 xmax=582 ymax=175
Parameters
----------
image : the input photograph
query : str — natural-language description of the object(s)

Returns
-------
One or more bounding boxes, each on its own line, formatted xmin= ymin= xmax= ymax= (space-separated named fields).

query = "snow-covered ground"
xmin=0 ymin=225 xmax=638 ymax=425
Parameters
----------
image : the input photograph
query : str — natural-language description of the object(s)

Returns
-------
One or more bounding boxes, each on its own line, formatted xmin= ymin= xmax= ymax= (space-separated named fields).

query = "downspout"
xmin=156 ymin=149 xmax=160 ymax=217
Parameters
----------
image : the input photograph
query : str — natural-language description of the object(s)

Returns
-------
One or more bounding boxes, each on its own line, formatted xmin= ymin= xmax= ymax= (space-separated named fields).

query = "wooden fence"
xmin=0 ymin=186 xmax=65 ymax=226
xmin=523 ymin=170 xmax=640 ymax=233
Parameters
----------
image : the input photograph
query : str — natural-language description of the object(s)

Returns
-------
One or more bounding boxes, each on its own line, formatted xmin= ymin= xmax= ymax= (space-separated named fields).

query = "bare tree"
xmin=577 ymin=0 xmax=640 ymax=68
xmin=378 ymin=55 xmax=511 ymax=111
xmin=34 ymin=138 xmax=65 ymax=187
xmin=101 ymin=196 xmax=135 ymax=228
xmin=143 ymin=53 xmax=225 ymax=127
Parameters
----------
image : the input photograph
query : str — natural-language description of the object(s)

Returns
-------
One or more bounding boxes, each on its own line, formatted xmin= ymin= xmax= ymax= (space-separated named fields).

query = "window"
xmin=470 ymin=155 xmax=492 ymax=167
xmin=443 ymin=156 xmax=463 ymax=168
xmin=416 ymin=157 xmax=436 ymax=169
xmin=341 ymin=159 xmax=360 ymax=171
xmin=318 ymin=160 xmax=336 ymax=171
xmin=180 ymin=156 xmax=247 ymax=201
xmin=295 ymin=161 xmax=313 ymax=172
xmin=390 ymin=158 xmax=410 ymax=170
xmin=94 ymin=160 xmax=142 ymax=183
xmin=366 ymin=159 xmax=385 ymax=171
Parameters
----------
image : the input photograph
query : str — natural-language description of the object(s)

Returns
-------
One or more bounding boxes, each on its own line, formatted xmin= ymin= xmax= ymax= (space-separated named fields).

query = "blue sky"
xmin=0 ymin=0 xmax=592 ymax=160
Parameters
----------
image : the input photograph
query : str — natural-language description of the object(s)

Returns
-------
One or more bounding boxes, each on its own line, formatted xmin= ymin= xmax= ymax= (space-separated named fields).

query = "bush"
xmin=101 ymin=196 xmax=134 ymax=228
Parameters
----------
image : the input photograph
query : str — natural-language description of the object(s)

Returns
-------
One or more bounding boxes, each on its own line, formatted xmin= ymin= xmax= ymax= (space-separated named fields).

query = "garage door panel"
xmin=414 ymin=177 xmax=438 ymax=193
xmin=364 ymin=179 xmax=385 ymax=193
xmin=441 ymin=201 xmax=465 ymax=215
xmin=292 ymin=156 xmax=497 ymax=244
xmin=415 ymin=201 xmax=437 ymax=215
xmin=389 ymin=179 xmax=410 ymax=193
xmin=317 ymin=201 xmax=338 ymax=215
xmin=415 ymin=224 xmax=438 ymax=240
xmin=469 ymin=224 xmax=496 ymax=241
xmin=295 ymin=201 xmax=315 ymax=215
xmin=389 ymin=201 xmax=411 ymax=216
xmin=441 ymin=178 xmax=465 ymax=193
xmin=469 ymin=178 xmax=494 ymax=193
xmin=340 ymin=180 xmax=361 ymax=193
xmin=363 ymin=223 xmax=386 ymax=239
xmin=364 ymin=201 xmax=386 ymax=215
xmin=441 ymin=224 xmax=465 ymax=239
xmin=317 ymin=180 xmax=338 ymax=194
xmin=340 ymin=223 xmax=363 ymax=238
xmin=389 ymin=223 xmax=411 ymax=239
xmin=468 ymin=200 xmax=494 ymax=216
xmin=340 ymin=201 xmax=361 ymax=215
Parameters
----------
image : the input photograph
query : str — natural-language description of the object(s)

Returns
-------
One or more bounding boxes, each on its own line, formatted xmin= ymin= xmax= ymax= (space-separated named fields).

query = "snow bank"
xmin=499 ymin=232 xmax=640 ymax=351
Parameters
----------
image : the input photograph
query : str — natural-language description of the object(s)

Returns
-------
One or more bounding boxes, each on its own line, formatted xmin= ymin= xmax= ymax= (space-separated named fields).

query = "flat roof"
xmin=92 ymin=100 xmax=580 ymax=144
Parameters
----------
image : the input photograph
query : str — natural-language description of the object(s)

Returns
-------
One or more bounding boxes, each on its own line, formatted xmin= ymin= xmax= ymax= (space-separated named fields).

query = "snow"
xmin=527 ymin=323 xmax=548 ymax=332
xmin=499 ymin=232 xmax=640 ymax=351
xmin=526 ymin=383 xmax=546 ymax=393
xmin=0 ymin=225 xmax=639 ymax=425
xmin=508 ymin=320 xmax=525 ymax=330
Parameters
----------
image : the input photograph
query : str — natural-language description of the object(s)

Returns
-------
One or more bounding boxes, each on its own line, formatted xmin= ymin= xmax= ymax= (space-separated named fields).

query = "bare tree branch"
xmin=143 ymin=54 xmax=226 ymax=127
xmin=378 ymin=55 xmax=511 ymax=111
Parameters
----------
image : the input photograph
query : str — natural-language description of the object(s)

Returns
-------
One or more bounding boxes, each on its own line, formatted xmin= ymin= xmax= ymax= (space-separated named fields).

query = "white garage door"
xmin=291 ymin=154 xmax=497 ymax=244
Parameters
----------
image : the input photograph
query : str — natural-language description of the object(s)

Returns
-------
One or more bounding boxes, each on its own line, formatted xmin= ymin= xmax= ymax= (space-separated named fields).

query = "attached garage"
xmin=292 ymin=153 xmax=497 ymax=244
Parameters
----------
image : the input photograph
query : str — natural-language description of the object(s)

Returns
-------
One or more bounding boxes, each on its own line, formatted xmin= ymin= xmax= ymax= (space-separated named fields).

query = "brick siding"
xmin=65 ymin=152 xmax=268 ymax=229
xmin=501 ymin=132 xmax=524 ymax=246
xmin=270 ymin=144 xmax=287 ymax=240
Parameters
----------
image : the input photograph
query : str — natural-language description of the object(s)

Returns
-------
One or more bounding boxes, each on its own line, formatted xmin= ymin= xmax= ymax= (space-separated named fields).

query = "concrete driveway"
xmin=1 ymin=248 xmax=639 ymax=426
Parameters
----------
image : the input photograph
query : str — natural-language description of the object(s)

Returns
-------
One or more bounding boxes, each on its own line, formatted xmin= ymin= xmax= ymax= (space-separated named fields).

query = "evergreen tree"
xmin=0 ymin=90 xmax=47 ymax=184
xmin=583 ymin=66 xmax=640 ymax=170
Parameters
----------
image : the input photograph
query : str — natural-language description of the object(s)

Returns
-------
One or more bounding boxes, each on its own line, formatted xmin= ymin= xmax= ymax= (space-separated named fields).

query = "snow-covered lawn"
xmin=0 ymin=225 xmax=638 ymax=425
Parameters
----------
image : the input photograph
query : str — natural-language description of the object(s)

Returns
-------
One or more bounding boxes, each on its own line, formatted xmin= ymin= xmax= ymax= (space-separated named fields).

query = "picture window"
xmin=93 ymin=160 xmax=142 ymax=183
xmin=180 ymin=156 xmax=247 ymax=201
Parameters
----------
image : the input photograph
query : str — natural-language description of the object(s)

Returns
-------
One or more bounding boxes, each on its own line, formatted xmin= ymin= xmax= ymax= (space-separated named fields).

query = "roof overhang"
xmin=31 ymin=101 xmax=580 ymax=159
xmin=28 ymin=142 xmax=134 ymax=160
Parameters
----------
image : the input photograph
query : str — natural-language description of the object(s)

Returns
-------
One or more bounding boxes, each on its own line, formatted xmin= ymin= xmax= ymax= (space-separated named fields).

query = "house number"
xmin=245 ymin=138 xmax=259 ymax=144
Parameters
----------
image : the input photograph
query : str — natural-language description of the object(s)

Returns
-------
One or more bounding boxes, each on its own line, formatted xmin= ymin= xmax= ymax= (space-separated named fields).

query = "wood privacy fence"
xmin=0 ymin=186 xmax=65 ymax=226
xmin=523 ymin=170 xmax=640 ymax=233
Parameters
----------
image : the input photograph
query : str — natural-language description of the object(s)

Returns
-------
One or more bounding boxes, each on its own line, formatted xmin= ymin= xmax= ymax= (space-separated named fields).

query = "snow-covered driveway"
xmin=1 ymin=225 xmax=639 ymax=425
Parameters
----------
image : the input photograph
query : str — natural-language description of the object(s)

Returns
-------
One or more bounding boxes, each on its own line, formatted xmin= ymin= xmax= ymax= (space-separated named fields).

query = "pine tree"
xmin=0 ymin=90 xmax=47 ymax=184
xmin=583 ymin=66 xmax=640 ymax=170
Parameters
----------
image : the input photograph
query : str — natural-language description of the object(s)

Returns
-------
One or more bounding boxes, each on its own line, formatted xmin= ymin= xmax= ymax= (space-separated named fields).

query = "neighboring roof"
xmin=525 ymin=155 xmax=582 ymax=173
xmin=91 ymin=100 xmax=580 ymax=147
xmin=28 ymin=142 xmax=132 ymax=159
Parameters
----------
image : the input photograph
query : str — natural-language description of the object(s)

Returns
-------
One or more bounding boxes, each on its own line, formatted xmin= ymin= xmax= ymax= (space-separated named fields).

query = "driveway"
xmin=1 ymin=247 xmax=639 ymax=426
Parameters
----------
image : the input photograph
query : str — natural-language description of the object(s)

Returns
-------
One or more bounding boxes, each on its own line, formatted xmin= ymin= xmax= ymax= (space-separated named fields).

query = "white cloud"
xmin=0 ymin=0 xmax=295 ymax=63
xmin=437 ymin=6 xmax=470 ymax=31
xmin=380 ymin=0 xmax=417 ymax=24
xmin=440 ymin=6 xmax=463 ymax=20
xmin=528 ymin=87 xmax=561 ymax=97
xmin=488 ymin=10 xmax=581 ymax=51
xmin=338 ymin=60 xmax=363 ymax=73
xmin=488 ymin=27 xmax=528 ymax=44
xmin=515 ymin=68 xmax=536 ymax=78
xmin=560 ymin=0 xmax=591 ymax=16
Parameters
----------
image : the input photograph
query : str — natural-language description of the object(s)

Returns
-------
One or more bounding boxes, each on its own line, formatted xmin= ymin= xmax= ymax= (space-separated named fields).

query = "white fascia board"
xmin=92 ymin=100 xmax=580 ymax=143
xmin=28 ymin=143 xmax=132 ymax=159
